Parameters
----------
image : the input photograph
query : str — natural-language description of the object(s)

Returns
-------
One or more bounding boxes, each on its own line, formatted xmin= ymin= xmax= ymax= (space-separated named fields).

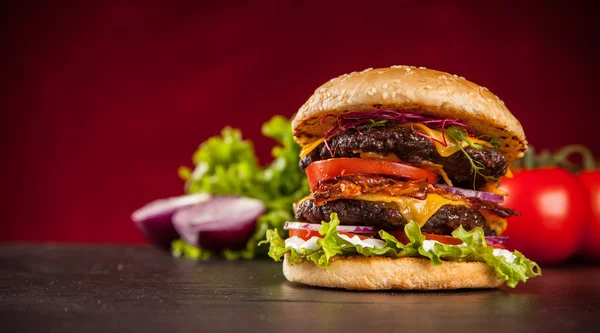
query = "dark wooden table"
xmin=1 ymin=245 xmax=599 ymax=332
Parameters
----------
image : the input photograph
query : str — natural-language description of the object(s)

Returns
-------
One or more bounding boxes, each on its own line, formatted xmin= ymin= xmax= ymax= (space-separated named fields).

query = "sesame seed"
xmin=453 ymin=74 xmax=458 ymax=78
xmin=319 ymin=88 xmax=325 ymax=93
xmin=419 ymin=66 xmax=427 ymax=69
xmin=459 ymin=76 xmax=465 ymax=79
xmin=382 ymin=92 xmax=389 ymax=99
xmin=367 ymin=91 xmax=374 ymax=96
xmin=371 ymin=87 xmax=377 ymax=93
xmin=363 ymin=68 xmax=373 ymax=72
xmin=391 ymin=91 xmax=396 ymax=98
xmin=486 ymin=98 xmax=493 ymax=103
xmin=340 ymin=90 xmax=346 ymax=95
xmin=391 ymin=65 xmax=403 ymax=69
xmin=425 ymin=85 xmax=433 ymax=89
xmin=405 ymin=67 xmax=412 ymax=72
xmin=377 ymin=71 xmax=384 ymax=75
xmin=393 ymin=79 xmax=401 ymax=83
xmin=395 ymin=88 xmax=403 ymax=93
xmin=483 ymin=87 xmax=489 ymax=91
xmin=500 ymin=99 xmax=505 ymax=105
xmin=418 ymin=79 xmax=426 ymax=82
xmin=383 ymin=83 xmax=389 ymax=89
xmin=326 ymin=92 xmax=332 ymax=97
xmin=445 ymin=80 xmax=450 ymax=85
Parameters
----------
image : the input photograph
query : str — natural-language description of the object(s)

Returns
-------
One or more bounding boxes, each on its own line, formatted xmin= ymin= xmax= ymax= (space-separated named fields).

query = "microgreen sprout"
xmin=320 ymin=110 xmax=470 ymax=155
xmin=446 ymin=126 xmax=498 ymax=188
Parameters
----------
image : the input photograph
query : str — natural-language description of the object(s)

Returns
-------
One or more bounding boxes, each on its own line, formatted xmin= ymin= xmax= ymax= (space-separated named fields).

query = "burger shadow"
xmin=278 ymin=280 xmax=537 ymax=321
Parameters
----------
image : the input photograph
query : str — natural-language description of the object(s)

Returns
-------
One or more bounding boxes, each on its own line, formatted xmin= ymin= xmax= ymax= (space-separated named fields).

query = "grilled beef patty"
xmin=295 ymin=199 xmax=495 ymax=236
xmin=299 ymin=126 xmax=507 ymax=189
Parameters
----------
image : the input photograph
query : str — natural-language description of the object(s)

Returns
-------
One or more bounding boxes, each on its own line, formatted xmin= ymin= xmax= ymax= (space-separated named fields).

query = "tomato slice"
xmin=305 ymin=158 xmax=440 ymax=190
xmin=288 ymin=229 xmax=321 ymax=240
xmin=288 ymin=229 xmax=371 ymax=241
xmin=387 ymin=231 xmax=464 ymax=246
xmin=388 ymin=230 xmax=506 ymax=249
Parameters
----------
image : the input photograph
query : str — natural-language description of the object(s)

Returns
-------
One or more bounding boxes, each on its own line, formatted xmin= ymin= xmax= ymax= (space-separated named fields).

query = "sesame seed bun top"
xmin=292 ymin=66 xmax=527 ymax=161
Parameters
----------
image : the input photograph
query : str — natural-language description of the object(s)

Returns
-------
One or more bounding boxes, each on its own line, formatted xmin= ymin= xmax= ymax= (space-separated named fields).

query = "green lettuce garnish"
xmin=173 ymin=116 xmax=310 ymax=260
xmin=263 ymin=213 xmax=541 ymax=288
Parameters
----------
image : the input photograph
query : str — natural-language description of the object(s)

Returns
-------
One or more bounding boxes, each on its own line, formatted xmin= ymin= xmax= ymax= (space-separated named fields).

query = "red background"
xmin=3 ymin=1 xmax=599 ymax=244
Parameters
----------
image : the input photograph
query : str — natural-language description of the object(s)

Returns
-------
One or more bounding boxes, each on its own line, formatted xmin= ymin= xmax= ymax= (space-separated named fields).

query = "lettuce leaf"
xmin=174 ymin=116 xmax=310 ymax=260
xmin=264 ymin=213 xmax=541 ymax=288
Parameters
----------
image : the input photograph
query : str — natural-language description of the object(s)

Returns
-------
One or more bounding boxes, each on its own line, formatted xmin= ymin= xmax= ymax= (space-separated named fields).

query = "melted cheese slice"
xmin=300 ymin=138 xmax=325 ymax=158
xmin=295 ymin=194 xmax=314 ymax=208
xmin=356 ymin=193 xmax=464 ymax=227
xmin=480 ymin=210 xmax=508 ymax=235
xmin=408 ymin=123 xmax=493 ymax=157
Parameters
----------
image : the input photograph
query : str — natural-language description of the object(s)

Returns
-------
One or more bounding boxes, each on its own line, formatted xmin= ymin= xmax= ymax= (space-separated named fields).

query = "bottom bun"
xmin=283 ymin=255 xmax=502 ymax=290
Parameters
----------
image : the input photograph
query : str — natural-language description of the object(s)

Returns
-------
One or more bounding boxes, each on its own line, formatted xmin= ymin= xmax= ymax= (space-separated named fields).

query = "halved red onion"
xmin=131 ymin=193 xmax=211 ymax=249
xmin=172 ymin=196 xmax=265 ymax=251
xmin=284 ymin=222 xmax=378 ymax=234
xmin=485 ymin=236 xmax=509 ymax=246
xmin=434 ymin=184 xmax=504 ymax=203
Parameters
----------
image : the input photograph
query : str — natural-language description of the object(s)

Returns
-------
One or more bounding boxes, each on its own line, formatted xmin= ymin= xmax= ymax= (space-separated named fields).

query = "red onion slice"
xmin=285 ymin=222 xmax=508 ymax=246
xmin=485 ymin=236 xmax=509 ymax=246
xmin=434 ymin=184 xmax=504 ymax=203
xmin=131 ymin=193 xmax=211 ymax=249
xmin=284 ymin=222 xmax=378 ymax=234
xmin=172 ymin=196 xmax=265 ymax=251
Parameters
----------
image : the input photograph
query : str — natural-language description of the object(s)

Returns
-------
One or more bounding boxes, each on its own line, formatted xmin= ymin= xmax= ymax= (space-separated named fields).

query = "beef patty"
xmin=299 ymin=126 xmax=507 ymax=189
xmin=296 ymin=199 xmax=495 ymax=236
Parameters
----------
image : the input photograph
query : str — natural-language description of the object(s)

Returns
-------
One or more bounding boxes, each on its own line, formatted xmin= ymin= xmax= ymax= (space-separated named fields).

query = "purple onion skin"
xmin=134 ymin=214 xmax=179 ymax=250
xmin=172 ymin=196 xmax=265 ymax=251
xmin=131 ymin=193 xmax=211 ymax=250
xmin=196 ymin=227 xmax=256 ymax=251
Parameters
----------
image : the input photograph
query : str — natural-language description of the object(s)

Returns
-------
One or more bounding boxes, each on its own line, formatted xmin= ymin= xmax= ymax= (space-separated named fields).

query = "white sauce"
xmin=285 ymin=234 xmax=515 ymax=264
xmin=493 ymin=248 xmax=516 ymax=264
xmin=422 ymin=239 xmax=438 ymax=252
xmin=285 ymin=236 xmax=322 ymax=251
xmin=284 ymin=236 xmax=305 ymax=251
xmin=338 ymin=234 xmax=385 ymax=248
xmin=284 ymin=234 xmax=386 ymax=252
xmin=300 ymin=236 xmax=321 ymax=251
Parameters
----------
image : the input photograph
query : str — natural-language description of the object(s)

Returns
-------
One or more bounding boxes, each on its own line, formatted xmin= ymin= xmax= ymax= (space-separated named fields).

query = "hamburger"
xmin=263 ymin=66 xmax=540 ymax=290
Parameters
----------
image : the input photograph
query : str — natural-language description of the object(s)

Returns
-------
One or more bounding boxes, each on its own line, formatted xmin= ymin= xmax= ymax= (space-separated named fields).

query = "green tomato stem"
xmin=553 ymin=144 xmax=596 ymax=171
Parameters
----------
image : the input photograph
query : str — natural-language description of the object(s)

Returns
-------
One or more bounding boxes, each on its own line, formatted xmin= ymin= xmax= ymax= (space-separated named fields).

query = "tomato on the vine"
xmin=576 ymin=170 xmax=600 ymax=258
xmin=499 ymin=168 xmax=586 ymax=264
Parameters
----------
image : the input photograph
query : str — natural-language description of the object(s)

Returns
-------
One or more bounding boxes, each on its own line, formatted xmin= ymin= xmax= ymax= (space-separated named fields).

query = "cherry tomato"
xmin=499 ymin=168 xmax=586 ymax=264
xmin=577 ymin=171 xmax=600 ymax=259
xmin=305 ymin=158 xmax=439 ymax=190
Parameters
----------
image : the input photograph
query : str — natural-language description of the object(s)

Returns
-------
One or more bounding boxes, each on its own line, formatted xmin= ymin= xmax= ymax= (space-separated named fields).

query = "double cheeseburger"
xmin=264 ymin=66 xmax=540 ymax=290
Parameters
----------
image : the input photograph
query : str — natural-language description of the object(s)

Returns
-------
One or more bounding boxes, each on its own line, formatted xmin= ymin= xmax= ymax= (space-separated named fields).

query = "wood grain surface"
xmin=1 ymin=245 xmax=599 ymax=332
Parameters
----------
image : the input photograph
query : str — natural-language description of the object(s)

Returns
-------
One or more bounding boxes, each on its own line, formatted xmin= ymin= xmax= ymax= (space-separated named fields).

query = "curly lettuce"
xmin=263 ymin=213 xmax=541 ymax=288
xmin=174 ymin=116 xmax=310 ymax=260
